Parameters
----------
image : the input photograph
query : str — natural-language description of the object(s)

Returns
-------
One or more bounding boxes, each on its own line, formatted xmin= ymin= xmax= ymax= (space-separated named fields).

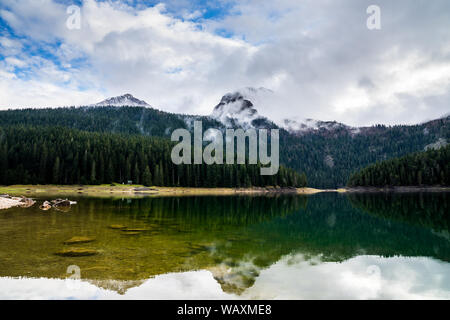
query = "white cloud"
xmin=0 ymin=270 xmax=235 ymax=299
xmin=1 ymin=255 xmax=448 ymax=299
xmin=0 ymin=0 xmax=449 ymax=125
xmin=241 ymin=254 xmax=450 ymax=299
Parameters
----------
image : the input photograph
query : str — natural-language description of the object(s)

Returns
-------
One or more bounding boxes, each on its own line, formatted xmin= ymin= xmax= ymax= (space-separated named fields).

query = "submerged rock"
xmin=48 ymin=198 xmax=77 ymax=212
xmin=123 ymin=228 xmax=151 ymax=232
xmin=55 ymin=248 xmax=98 ymax=257
xmin=63 ymin=236 xmax=96 ymax=244
xmin=121 ymin=232 xmax=141 ymax=236
xmin=109 ymin=224 xmax=127 ymax=229
xmin=52 ymin=199 xmax=71 ymax=207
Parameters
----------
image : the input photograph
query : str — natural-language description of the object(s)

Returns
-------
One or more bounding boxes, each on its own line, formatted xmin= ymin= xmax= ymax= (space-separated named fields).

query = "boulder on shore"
xmin=0 ymin=195 xmax=35 ymax=210
xmin=18 ymin=196 xmax=35 ymax=208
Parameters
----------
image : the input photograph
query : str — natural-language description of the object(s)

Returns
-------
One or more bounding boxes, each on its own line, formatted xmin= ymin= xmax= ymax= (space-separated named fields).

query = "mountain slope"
xmin=347 ymin=144 xmax=450 ymax=187
xmin=0 ymin=93 xmax=448 ymax=188
xmin=0 ymin=126 xmax=306 ymax=187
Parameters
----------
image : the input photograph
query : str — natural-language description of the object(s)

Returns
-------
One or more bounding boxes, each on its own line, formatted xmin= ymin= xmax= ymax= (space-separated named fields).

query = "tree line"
xmin=0 ymin=126 xmax=307 ymax=188
xmin=347 ymin=145 xmax=449 ymax=187
xmin=0 ymin=106 xmax=448 ymax=188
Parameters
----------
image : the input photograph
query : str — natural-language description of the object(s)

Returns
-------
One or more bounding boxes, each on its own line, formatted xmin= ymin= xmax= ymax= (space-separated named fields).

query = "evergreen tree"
xmin=0 ymin=126 xmax=307 ymax=188
xmin=90 ymin=160 xmax=96 ymax=184
xmin=52 ymin=156 xmax=60 ymax=184
xmin=143 ymin=165 xmax=152 ymax=186
xmin=348 ymin=146 xmax=450 ymax=187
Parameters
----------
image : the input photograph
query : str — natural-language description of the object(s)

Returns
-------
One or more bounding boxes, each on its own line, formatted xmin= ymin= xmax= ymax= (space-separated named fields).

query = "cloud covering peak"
xmin=1 ymin=0 xmax=450 ymax=126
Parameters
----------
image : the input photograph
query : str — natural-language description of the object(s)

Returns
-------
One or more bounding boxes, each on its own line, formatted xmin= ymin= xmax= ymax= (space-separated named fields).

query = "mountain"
xmin=93 ymin=94 xmax=151 ymax=107
xmin=0 ymin=92 xmax=448 ymax=188
xmin=280 ymin=118 xmax=362 ymax=136
xmin=210 ymin=87 xmax=360 ymax=135
xmin=211 ymin=88 xmax=275 ymax=129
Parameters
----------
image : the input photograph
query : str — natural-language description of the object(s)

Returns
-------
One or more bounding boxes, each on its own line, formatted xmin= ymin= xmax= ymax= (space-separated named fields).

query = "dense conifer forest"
xmin=0 ymin=126 xmax=307 ymax=187
xmin=0 ymin=106 xmax=448 ymax=187
xmin=347 ymin=145 xmax=449 ymax=187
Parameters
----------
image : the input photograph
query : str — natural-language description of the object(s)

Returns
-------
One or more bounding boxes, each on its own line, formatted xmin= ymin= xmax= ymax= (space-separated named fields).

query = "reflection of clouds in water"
xmin=209 ymin=257 xmax=261 ymax=294
xmin=241 ymin=255 xmax=450 ymax=300
xmin=0 ymin=271 xmax=235 ymax=300
xmin=0 ymin=255 xmax=449 ymax=299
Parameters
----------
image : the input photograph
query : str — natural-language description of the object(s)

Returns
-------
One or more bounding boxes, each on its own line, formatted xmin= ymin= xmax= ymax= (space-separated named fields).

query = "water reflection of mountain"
xmin=160 ymin=193 xmax=450 ymax=264
xmin=103 ymin=194 xmax=450 ymax=293
xmin=1 ymin=193 xmax=449 ymax=295
xmin=190 ymin=193 xmax=450 ymax=292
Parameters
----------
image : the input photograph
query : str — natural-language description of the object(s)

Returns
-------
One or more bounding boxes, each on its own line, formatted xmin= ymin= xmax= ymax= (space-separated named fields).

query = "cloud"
xmin=1 ymin=255 xmax=448 ymax=299
xmin=0 ymin=0 xmax=449 ymax=125
xmin=0 ymin=270 xmax=236 ymax=299
xmin=242 ymin=254 xmax=450 ymax=299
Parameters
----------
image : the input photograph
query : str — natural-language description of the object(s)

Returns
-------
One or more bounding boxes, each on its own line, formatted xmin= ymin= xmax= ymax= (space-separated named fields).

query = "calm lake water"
xmin=0 ymin=192 xmax=449 ymax=299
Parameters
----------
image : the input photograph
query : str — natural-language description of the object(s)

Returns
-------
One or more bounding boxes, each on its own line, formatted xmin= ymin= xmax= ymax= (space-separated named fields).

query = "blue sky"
xmin=51 ymin=0 xmax=236 ymax=21
xmin=1 ymin=0 xmax=450 ymax=126
xmin=0 ymin=0 xmax=236 ymax=74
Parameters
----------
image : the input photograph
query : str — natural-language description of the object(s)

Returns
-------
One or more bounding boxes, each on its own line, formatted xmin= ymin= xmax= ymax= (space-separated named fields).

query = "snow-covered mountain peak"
xmin=279 ymin=117 xmax=360 ymax=135
xmin=211 ymin=87 xmax=273 ymax=128
xmin=211 ymin=88 xmax=362 ymax=135
xmin=94 ymin=94 xmax=150 ymax=107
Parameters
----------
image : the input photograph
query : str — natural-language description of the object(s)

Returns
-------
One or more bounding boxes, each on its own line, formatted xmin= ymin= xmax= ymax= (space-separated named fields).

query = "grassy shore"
xmin=0 ymin=184 xmax=343 ymax=198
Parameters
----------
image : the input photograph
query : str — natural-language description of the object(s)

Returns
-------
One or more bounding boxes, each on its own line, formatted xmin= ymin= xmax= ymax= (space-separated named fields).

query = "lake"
xmin=0 ymin=192 xmax=449 ymax=299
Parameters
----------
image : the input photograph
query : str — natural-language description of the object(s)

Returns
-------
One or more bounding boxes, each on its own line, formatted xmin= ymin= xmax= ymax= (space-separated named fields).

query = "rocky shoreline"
xmin=0 ymin=194 xmax=77 ymax=211
xmin=2 ymin=185 xmax=446 ymax=210
xmin=0 ymin=194 xmax=35 ymax=210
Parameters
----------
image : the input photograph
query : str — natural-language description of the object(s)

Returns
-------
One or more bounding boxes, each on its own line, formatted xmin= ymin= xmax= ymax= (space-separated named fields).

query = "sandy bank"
xmin=0 ymin=185 xmax=338 ymax=199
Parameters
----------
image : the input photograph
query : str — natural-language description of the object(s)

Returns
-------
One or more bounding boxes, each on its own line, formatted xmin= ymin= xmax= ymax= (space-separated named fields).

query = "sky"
xmin=0 ymin=0 xmax=449 ymax=126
